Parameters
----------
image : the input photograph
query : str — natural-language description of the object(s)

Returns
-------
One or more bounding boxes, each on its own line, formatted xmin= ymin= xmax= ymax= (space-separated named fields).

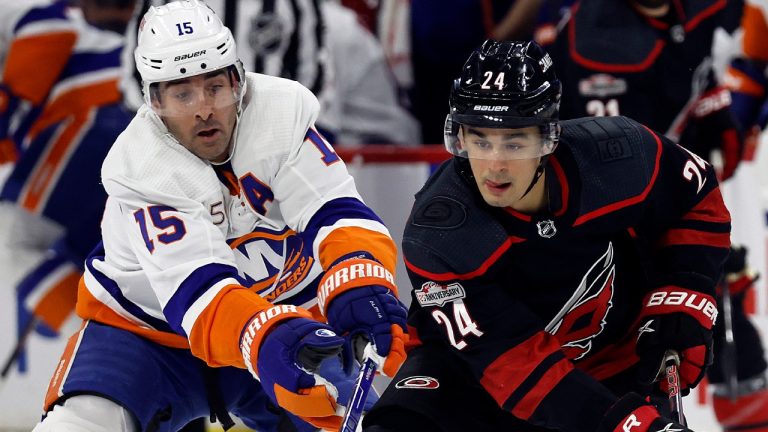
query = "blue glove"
xmin=255 ymin=317 xmax=345 ymax=430
xmin=317 ymin=257 xmax=409 ymax=377
xmin=325 ymin=284 xmax=408 ymax=377
xmin=318 ymin=353 xmax=379 ymax=411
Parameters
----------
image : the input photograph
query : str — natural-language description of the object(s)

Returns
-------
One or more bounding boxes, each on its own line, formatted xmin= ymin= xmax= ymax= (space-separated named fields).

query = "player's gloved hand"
xmin=717 ymin=244 xmax=760 ymax=297
xmin=679 ymin=85 xmax=744 ymax=181
xmin=598 ymin=393 xmax=693 ymax=432
xmin=318 ymin=256 xmax=409 ymax=377
xmin=636 ymin=288 xmax=717 ymax=394
xmin=725 ymin=58 xmax=768 ymax=132
xmin=239 ymin=305 xmax=345 ymax=430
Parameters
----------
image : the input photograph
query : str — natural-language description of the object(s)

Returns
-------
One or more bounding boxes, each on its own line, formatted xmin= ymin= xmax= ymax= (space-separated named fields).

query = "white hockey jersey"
xmin=77 ymin=72 xmax=396 ymax=367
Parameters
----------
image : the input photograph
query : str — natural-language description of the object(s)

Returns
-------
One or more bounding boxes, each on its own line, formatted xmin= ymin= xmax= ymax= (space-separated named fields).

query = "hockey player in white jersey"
xmin=33 ymin=1 xmax=408 ymax=431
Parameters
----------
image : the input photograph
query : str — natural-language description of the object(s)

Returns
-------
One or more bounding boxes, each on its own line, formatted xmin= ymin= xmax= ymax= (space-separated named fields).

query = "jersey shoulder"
xmin=236 ymin=72 xmax=320 ymax=158
xmin=101 ymin=107 xmax=221 ymax=204
xmin=403 ymin=159 xmax=510 ymax=279
xmin=559 ymin=116 xmax=663 ymax=217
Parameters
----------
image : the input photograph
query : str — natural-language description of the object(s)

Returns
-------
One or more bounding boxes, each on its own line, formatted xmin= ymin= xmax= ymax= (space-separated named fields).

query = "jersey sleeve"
xmin=403 ymin=260 xmax=618 ymax=431
xmin=272 ymin=83 xmax=397 ymax=273
xmin=636 ymin=126 xmax=731 ymax=298
xmin=1 ymin=2 xmax=76 ymax=105
xmin=0 ymin=2 xmax=76 ymax=159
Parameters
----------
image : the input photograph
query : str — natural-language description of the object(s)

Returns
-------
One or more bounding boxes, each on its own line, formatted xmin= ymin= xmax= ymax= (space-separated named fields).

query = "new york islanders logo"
xmin=545 ymin=243 xmax=615 ymax=361
xmin=228 ymin=227 xmax=321 ymax=303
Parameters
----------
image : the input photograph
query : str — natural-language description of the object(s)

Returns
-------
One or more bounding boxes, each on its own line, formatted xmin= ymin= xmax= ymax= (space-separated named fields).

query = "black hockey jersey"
xmin=402 ymin=116 xmax=730 ymax=431
xmin=548 ymin=0 xmax=732 ymax=142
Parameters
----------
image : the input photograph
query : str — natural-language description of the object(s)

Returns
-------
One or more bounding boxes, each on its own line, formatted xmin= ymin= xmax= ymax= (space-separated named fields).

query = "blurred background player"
xmin=34 ymin=1 xmax=408 ymax=430
xmin=716 ymin=2 xmax=768 ymax=430
xmin=363 ymin=39 xmax=729 ymax=432
xmin=725 ymin=0 xmax=768 ymax=136
xmin=410 ymin=0 xmax=545 ymax=144
xmin=0 ymin=0 xmax=136 ymax=376
xmin=546 ymin=1 xmax=768 ymax=430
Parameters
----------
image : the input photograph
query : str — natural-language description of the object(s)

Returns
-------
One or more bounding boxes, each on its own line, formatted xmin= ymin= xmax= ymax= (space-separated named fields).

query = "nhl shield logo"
xmin=536 ymin=220 xmax=557 ymax=238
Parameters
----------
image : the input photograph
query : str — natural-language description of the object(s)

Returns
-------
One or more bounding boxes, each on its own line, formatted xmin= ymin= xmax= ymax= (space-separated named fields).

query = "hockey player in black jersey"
xmin=546 ymin=0 xmax=744 ymax=181
xmin=362 ymin=40 xmax=731 ymax=432
xmin=549 ymin=1 xmax=768 ymax=430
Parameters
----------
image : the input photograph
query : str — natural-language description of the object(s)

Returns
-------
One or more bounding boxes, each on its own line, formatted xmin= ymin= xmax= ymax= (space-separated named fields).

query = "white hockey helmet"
xmin=135 ymin=0 xmax=245 ymax=113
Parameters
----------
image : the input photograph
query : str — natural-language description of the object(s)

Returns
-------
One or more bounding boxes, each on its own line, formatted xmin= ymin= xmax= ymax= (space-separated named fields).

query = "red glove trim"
xmin=641 ymin=287 xmax=718 ymax=330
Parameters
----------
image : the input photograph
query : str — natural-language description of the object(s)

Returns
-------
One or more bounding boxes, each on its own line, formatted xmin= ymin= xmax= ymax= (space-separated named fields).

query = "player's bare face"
xmin=462 ymin=126 xmax=546 ymax=211
xmin=156 ymin=70 xmax=238 ymax=162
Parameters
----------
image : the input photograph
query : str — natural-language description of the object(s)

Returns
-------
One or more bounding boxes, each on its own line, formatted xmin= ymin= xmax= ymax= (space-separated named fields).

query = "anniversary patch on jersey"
xmin=395 ymin=376 xmax=440 ymax=390
xmin=578 ymin=74 xmax=627 ymax=98
xmin=416 ymin=281 xmax=466 ymax=307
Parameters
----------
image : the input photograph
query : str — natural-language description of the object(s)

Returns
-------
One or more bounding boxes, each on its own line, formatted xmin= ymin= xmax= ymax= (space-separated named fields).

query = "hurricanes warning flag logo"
xmin=545 ymin=242 xmax=616 ymax=361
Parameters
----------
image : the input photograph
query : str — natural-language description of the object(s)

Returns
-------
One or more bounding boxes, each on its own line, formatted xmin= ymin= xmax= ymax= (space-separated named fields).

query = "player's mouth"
xmin=484 ymin=179 xmax=512 ymax=195
xmin=197 ymin=128 xmax=221 ymax=141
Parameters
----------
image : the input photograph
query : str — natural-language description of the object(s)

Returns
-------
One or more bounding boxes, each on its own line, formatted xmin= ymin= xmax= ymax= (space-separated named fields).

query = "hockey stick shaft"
xmin=340 ymin=345 xmax=377 ymax=432
xmin=720 ymin=278 xmax=739 ymax=400
xmin=0 ymin=317 xmax=37 ymax=380
xmin=664 ymin=350 xmax=686 ymax=426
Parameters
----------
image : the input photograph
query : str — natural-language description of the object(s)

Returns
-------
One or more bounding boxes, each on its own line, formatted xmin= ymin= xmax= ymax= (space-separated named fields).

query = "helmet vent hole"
xmin=201 ymin=63 xmax=207 ymax=69
xmin=180 ymin=67 xmax=187 ymax=74
xmin=151 ymin=28 xmax=156 ymax=35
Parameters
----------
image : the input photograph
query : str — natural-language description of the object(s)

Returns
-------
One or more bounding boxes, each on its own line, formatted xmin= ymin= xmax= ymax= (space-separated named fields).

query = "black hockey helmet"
xmin=445 ymin=40 xmax=561 ymax=160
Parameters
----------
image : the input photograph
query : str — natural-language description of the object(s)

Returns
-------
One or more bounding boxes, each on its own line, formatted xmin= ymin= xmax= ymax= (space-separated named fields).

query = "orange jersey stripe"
xmin=318 ymin=226 xmax=397 ymax=274
xmin=742 ymin=4 xmax=768 ymax=61
xmin=44 ymin=320 xmax=87 ymax=410
xmin=229 ymin=229 xmax=294 ymax=249
xmin=76 ymin=278 xmax=189 ymax=349
xmin=20 ymin=111 xmax=91 ymax=213
xmin=188 ymin=284 xmax=276 ymax=368
xmin=29 ymin=79 xmax=122 ymax=139
xmin=3 ymin=31 xmax=77 ymax=105
xmin=32 ymin=269 xmax=80 ymax=331
xmin=725 ymin=67 xmax=767 ymax=97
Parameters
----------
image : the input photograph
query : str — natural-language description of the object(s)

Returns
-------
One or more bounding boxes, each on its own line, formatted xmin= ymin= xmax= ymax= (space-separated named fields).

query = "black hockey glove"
xmin=636 ymin=288 xmax=716 ymax=394
xmin=598 ymin=393 xmax=693 ymax=432
xmin=717 ymin=244 xmax=760 ymax=297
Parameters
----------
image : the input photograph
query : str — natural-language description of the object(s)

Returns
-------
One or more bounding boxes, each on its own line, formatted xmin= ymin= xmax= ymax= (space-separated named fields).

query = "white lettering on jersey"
xmin=623 ymin=414 xmax=642 ymax=431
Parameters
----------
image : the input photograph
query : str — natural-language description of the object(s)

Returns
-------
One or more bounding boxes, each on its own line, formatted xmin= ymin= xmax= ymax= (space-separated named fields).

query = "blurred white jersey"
xmin=79 ymin=72 xmax=391 ymax=353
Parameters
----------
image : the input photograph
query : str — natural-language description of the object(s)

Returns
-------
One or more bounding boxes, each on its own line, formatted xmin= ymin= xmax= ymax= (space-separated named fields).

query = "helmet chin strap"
xmin=519 ymin=156 xmax=548 ymax=200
